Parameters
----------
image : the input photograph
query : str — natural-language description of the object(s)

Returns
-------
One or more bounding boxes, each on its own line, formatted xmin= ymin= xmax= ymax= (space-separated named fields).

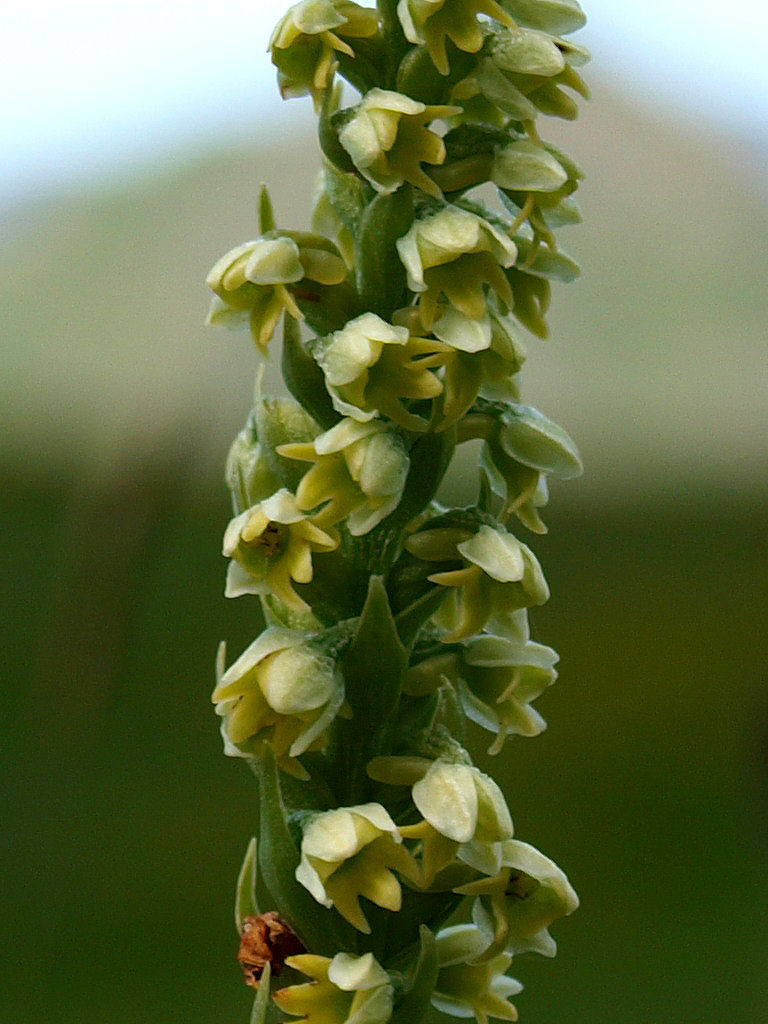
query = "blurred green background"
xmin=3 ymin=64 xmax=768 ymax=1024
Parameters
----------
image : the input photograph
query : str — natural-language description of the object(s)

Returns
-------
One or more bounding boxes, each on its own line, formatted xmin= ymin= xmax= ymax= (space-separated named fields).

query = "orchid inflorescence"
xmin=207 ymin=2 xmax=588 ymax=1022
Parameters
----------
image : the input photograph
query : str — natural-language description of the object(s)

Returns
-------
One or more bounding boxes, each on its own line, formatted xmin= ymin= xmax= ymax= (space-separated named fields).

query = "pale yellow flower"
xmin=296 ymin=804 xmax=420 ymax=932
xmin=223 ymin=488 xmax=338 ymax=612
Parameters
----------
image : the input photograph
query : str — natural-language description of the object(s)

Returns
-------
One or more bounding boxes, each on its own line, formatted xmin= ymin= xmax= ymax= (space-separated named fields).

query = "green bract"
xmin=206 ymin=1 xmax=589 ymax=1020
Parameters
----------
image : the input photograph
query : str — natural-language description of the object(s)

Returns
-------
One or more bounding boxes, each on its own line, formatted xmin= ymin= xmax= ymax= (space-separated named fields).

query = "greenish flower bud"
xmin=223 ymin=487 xmax=339 ymax=611
xmin=212 ymin=628 xmax=344 ymax=775
xmin=313 ymin=311 xmax=448 ymax=430
xmin=500 ymin=0 xmax=585 ymax=35
xmin=295 ymin=803 xmax=420 ymax=932
xmin=497 ymin=403 xmax=582 ymax=478
xmin=339 ymin=89 xmax=459 ymax=198
xmin=478 ymin=400 xmax=581 ymax=527
xmin=397 ymin=0 xmax=516 ymax=76
xmin=225 ymin=423 xmax=280 ymax=515
xmin=492 ymin=23 xmax=567 ymax=76
xmin=279 ymin=418 xmax=410 ymax=536
xmin=274 ymin=952 xmax=394 ymax=1024
xmin=459 ymin=838 xmax=579 ymax=958
xmin=396 ymin=205 xmax=517 ymax=329
xmin=432 ymin=924 xmax=521 ymax=1022
xmin=270 ymin=0 xmax=379 ymax=110
xmin=492 ymin=139 xmax=568 ymax=193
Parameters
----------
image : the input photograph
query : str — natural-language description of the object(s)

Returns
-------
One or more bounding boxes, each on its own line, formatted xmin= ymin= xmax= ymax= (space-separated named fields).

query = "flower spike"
xmin=207 ymin=1 xmax=590 ymax=1019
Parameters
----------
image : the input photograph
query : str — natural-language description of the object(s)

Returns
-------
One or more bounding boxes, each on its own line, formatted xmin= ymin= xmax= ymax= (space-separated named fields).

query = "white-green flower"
xmin=223 ymin=488 xmax=339 ymax=611
xmin=458 ymin=839 xmax=579 ymax=958
xmin=207 ymin=233 xmax=347 ymax=350
xmin=397 ymin=0 xmax=515 ymax=75
xmin=402 ymin=758 xmax=514 ymax=883
xmin=274 ymin=951 xmax=393 ymax=1024
xmin=432 ymin=924 xmax=521 ymax=1024
xmin=339 ymin=88 xmax=458 ymax=197
xmin=313 ymin=311 xmax=447 ymax=429
xmin=406 ymin=523 xmax=549 ymax=642
xmin=212 ymin=628 xmax=343 ymax=775
xmin=279 ymin=418 xmax=410 ymax=536
xmin=459 ymin=615 xmax=558 ymax=754
xmin=296 ymin=803 xmax=420 ymax=932
xmin=396 ymin=206 xmax=516 ymax=329
xmin=270 ymin=0 xmax=379 ymax=109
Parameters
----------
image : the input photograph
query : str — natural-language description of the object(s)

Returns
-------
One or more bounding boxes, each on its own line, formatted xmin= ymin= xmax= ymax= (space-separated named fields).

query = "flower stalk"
xmin=206 ymin=1 xmax=589 ymax=1020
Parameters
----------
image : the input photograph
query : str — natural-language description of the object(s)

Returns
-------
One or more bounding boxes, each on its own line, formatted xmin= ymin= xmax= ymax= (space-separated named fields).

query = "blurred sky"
xmin=2 ymin=0 xmax=767 ymax=208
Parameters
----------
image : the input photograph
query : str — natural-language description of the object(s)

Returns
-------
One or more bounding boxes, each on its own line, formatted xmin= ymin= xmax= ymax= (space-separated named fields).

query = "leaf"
xmin=356 ymin=187 xmax=414 ymax=317
xmin=281 ymin=317 xmax=340 ymax=431
xmin=259 ymin=186 xmax=277 ymax=234
xmin=329 ymin=577 xmax=408 ymax=803
xmin=389 ymin=926 xmax=439 ymax=1024
xmin=250 ymin=961 xmax=272 ymax=1024
xmin=235 ymin=837 xmax=259 ymax=933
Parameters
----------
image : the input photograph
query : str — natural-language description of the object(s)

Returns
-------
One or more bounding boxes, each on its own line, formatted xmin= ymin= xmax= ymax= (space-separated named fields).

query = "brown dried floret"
xmin=238 ymin=912 xmax=306 ymax=989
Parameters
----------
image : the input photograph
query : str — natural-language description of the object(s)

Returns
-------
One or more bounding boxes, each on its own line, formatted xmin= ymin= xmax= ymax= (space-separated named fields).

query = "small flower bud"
xmin=225 ymin=425 xmax=280 ymax=515
xmin=500 ymin=0 xmax=586 ymax=36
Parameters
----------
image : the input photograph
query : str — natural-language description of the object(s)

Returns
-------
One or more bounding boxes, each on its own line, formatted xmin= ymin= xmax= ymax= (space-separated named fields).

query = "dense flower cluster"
xmin=207 ymin=2 xmax=588 ymax=1022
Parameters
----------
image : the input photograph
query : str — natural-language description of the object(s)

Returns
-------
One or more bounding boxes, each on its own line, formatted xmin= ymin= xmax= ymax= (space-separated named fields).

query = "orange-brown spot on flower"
xmin=238 ymin=912 xmax=306 ymax=989
xmin=257 ymin=523 xmax=283 ymax=556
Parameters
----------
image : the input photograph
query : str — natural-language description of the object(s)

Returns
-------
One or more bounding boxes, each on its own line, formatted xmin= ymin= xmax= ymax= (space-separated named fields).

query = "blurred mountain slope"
xmin=2 ymin=86 xmax=766 ymax=496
